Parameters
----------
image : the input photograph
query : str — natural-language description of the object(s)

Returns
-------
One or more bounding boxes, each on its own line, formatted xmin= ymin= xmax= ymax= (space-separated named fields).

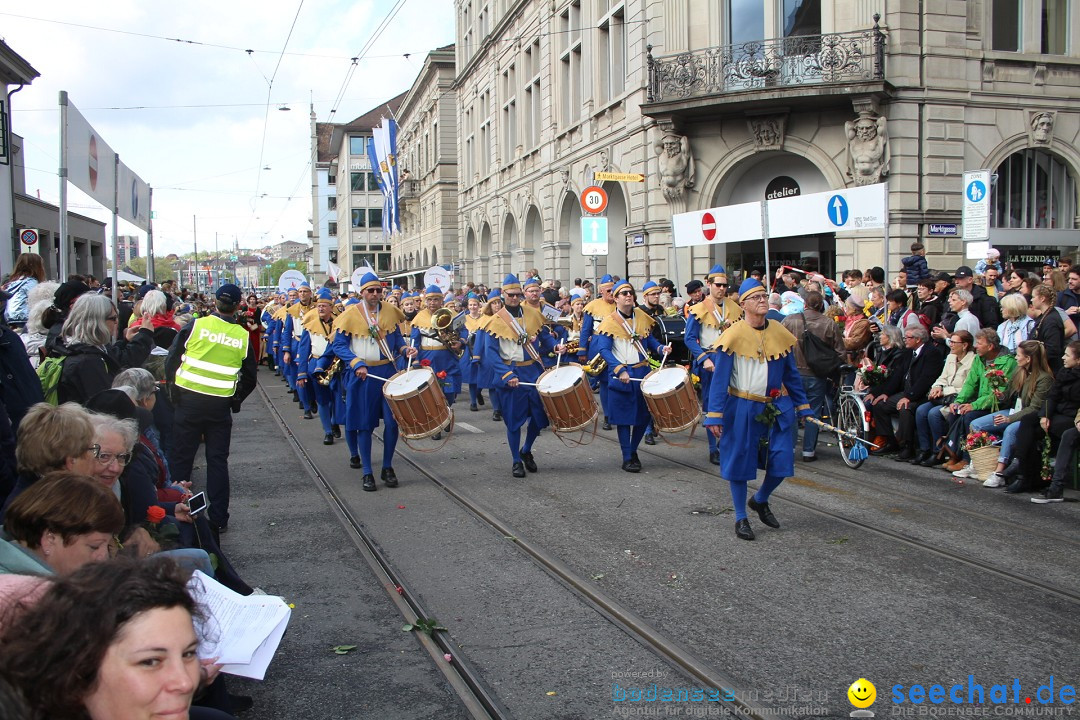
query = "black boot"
xmin=361 ymin=474 xmax=377 ymax=491
xmin=1004 ymin=475 xmax=1034 ymax=494
xmin=520 ymin=452 xmax=538 ymax=473
xmin=644 ymin=433 xmax=656 ymax=446
xmin=1000 ymin=458 xmax=1023 ymax=480
xmin=478 ymin=393 xmax=485 ymax=406
xmin=332 ymin=424 xmax=342 ymax=438
xmin=910 ymin=450 xmax=932 ymax=465
xmin=303 ymin=408 xmax=313 ymax=419
xmin=511 ymin=461 xmax=526 ymax=478
xmin=492 ymin=410 xmax=502 ymax=422
xmin=734 ymin=518 xmax=755 ymax=541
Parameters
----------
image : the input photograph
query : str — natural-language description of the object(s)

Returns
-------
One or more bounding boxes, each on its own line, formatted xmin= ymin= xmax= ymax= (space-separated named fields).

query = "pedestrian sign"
xmin=966 ymin=180 xmax=986 ymax=203
xmin=962 ymin=170 xmax=991 ymax=241
xmin=580 ymin=216 xmax=609 ymax=256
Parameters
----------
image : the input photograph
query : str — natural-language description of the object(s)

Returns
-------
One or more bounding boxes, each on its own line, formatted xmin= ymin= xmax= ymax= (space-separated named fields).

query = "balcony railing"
xmin=647 ymin=16 xmax=886 ymax=103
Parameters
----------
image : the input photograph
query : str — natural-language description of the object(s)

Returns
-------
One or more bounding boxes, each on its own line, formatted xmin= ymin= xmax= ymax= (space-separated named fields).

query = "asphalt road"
xmin=214 ymin=368 xmax=1080 ymax=719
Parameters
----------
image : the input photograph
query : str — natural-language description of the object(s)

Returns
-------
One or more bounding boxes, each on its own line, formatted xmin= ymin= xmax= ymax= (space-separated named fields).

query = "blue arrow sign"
xmin=966 ymin=180 xmax=987 ymax=203
xmin=827 ymin=195 xmax=849 ymax=227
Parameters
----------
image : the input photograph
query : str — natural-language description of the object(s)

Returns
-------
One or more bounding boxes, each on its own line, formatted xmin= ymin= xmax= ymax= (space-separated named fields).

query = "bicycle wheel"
xmin=836 ymin=395 xmax=867 ymax=469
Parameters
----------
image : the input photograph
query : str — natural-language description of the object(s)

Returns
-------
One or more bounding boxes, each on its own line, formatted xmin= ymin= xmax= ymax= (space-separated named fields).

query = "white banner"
xmin=423 ymin=266 xmax=451 ymax=291
xmin=63 ymin=98 xmax=117 ymax=209
xmin=766 ymin=182 xmax=888 ymax=238
xmin=671 ymin=201 xmax=763 ymax=248
xmin=277 ymin=270 xmax=307 ymax=292
xmin=117 ymin=160 xmax=150 ymax=231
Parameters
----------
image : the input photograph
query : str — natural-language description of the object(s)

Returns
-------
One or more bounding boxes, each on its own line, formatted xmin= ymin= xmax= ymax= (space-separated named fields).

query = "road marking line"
xmin=455 ymin=422 xmax=484 ymax=434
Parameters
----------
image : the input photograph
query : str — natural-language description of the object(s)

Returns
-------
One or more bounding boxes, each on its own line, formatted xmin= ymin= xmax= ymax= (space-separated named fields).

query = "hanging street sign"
xmin=595 ymin=172 xmax=645 ymax=183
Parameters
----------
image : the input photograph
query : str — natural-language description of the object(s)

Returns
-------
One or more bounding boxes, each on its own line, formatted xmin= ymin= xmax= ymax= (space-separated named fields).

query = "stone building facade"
xmin=448 ymin=0 xmax=1079 ymax=288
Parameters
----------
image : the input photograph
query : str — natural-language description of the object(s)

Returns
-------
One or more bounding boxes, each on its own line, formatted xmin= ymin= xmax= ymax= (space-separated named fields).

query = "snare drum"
xmin=535 ymin=364 xmax=597 ymax=432
xmin=640 ymin=366 xmax=700 ymax=433
xmin=382 ymin=367 xmax=452 ymax=439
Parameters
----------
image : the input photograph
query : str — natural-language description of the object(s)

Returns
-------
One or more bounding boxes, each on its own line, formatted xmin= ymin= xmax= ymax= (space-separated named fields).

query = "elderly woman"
xmin=0 ymin=557 xmax=235 ymax=720
xmin=855 ymin=325 xmax=904 ymax=392
xmin=49 ymin=294 xmax=156 ymax=405
xmin=842 ymin=288 xmax=872 ymax=364
xmin=997 ymin=293 xmax=1033 ymax=353
xmin=931 ymin=288 xmax=980 ymax=346
xmin=1 ymin=403 xmax=97 ymax=518
xmin=914 ymin=330 xmax=976 ymax=466
xmin=0 ymin=472 xmax=123 ymax=575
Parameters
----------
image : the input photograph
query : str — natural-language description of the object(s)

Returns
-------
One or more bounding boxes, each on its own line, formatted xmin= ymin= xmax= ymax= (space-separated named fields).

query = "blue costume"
xmin=460 ymin=297 xmax=486 ymax=410
xmin=593 ymin=280 xmax=666 ymax=471
xmin=481 ymin=275 xmax=556 ymax=477
xmin=578 ymin=275 xmax=618 ymax=426
xmin=410 ymin=285 xmax=463 ymax=405
xmin=326 ymin=273 xmax=410 ymax=490
xmin=476 ymin=289 xmax=504 ymax=421
xmin=703 ymin=279 xmax=813 ymax=541
xmin=296 ymin=289 xmax=339 ymax=443
xmin=684 ymin=264 xmax=743 ymax=464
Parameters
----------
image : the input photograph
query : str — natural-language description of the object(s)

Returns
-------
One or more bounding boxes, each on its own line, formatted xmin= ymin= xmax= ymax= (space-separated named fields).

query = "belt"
xmin=729 ymin=387 xmax=788 ymax=403
xmin=422 ymin=344 xmax=449 ymax=351
xmin=631 ymin=360 xmax=649 ymax=369
xmin=365 ymin=359 xmax=392 ymax=367
xmin=510 ymin=360 xmax=536 ymax=367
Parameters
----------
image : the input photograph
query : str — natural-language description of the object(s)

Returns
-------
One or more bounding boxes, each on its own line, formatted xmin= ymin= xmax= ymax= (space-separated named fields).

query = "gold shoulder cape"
xmin=689 ymin=297 xmax=743 ymax=328
xmin=301 ymin=309 xmax=333 ymax=337
xmin=411 ymin=308 xmax=435 ymax=331
xmin=485 ymin=306 xmax=545 ymax=342
xmin=272 ymin=305 xmax=290 ymax=321
xmin=716 ymin=319 xmax=797 ymax=361
xmin=584 ymin=298 xmax=617 ymax=321
xmin=332 ymin=302 xmax=405 ymax=337
xmin=287 ymin=302 xmax=312 ymax=319
xmin=597 ymin=308 xmax=656 ymax=340
xmin=465 ymin=315 xmax=484 ymax=333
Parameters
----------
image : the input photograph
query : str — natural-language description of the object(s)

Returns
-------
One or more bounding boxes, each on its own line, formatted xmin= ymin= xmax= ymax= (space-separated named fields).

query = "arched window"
xmin=993 ymin=149 xmax=1077 ymax=229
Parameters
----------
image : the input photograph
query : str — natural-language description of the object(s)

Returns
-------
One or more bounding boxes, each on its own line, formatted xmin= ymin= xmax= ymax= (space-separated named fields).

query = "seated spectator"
xmin=931 ymin=288 xmax=979 ymax=347
xmin=49 ymin=294 xmax=156 ymax=405
xmin=858 ymin=324 xmax=904 ymax=391
xmin=958 ymin=340 xmax=1053 ymax=488
xmin=1031 ymin=285 xmax=1067 ymax=375
xmin=870 ymin=325 xmax=945 ymax=460
xmin=1 ymin=403 xmax=97 ymax=518
xmin=842 ymin=288 xmax=872 ymax=364
xmin=0 ymin=557 xmax=235 ymax=720
xmin=113 ymin=368 xmax=178 ymax=493
xmin=0 ymin=472 xmax=123 ymax=575
xmin=997 ymin=293 xmax=1033 ymax=353
xmin=933 ymin=329 xmax=1017 ymax=471
xmin=915 ymin=279 xmax=943 ymax=327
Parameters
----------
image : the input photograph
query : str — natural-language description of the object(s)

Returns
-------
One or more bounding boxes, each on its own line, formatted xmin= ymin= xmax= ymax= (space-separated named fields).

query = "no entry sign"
xmin=701 ymin=212 xmax=717 ymax=241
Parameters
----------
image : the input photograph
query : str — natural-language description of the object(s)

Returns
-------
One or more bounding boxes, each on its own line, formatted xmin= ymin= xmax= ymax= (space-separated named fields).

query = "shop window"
xmin=993 ymin=149 xmax=1077 ymax=229
xmin=992 ymin=0 xmax=1022 ymax=51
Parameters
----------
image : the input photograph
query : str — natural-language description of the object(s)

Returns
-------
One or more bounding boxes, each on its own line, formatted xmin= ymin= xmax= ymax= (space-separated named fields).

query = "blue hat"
xmin=524 ymin=277 xmax=540 ymax=287
xmin=738 ymin=278 xmax=766 ymax=301
xmin=392 ymin=285 xmax=401 ymax=291
xmin=299 ymin=281 xmax=310 ymax=288
xmin=707 ymin=264 xmax=728 ymax=283
xmin=501 ymin=274 xmax=522 ymax=294
xmin=315 ymin=288 xmax=334 ymax=303
xmin=612 ymin=279 xmax=634 ymax=296
xmin=216 ymin=284 xmax=242 ymax=304
xmin=359 ymin=272 xmax=381 ymax=291
xmin=598 ymin=274 xmax=615 ymax=290
xmin=425 ymin=284 xmax=443 ymax=297
xmin=488 ymin=288 xmax=502 ymax=299
xmin=343 ymin=297 xmax=359 ymax=306
xmin=641 ymin=280 xmax=660 ymax=296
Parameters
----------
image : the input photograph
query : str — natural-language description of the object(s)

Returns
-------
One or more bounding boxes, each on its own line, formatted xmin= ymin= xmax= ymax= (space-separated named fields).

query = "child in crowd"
xmin=901 ymin=242 xmax=930 ymax=286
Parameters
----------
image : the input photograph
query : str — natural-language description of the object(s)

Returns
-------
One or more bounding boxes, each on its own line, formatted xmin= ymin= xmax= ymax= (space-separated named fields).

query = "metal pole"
xmin=111 ymin=154 xmax=119 ymax=332
xmin=146 ymin=186 xmax=155 ymax=282
xmin=192 ymin=215 xmax=199 ymax=294
xmin=762 ymin=199 xmax=772 ymax=289
xmin=58 ymin=91 xmax=69 ymax=281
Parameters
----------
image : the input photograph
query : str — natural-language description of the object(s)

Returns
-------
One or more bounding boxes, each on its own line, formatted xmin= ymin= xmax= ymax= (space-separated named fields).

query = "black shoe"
xmin=349 ymin=455 xmax=362 ymax=469
xmin=602 ymin=417 xmax=612 ymax=431
xmin=478 ymin=394 xmax=485 ymax=406
xmin=1001 ymin=458 xmax=1023 ymax=480
xmin=520 ymin=451 xmax=538 ymax=473
xmin=470 ymin=403 xmax=479 ymax=412
xmin=748 ymin=497 xmax=780 ymax=528
xmin=323 ymin=433 xmax=334 ymax=445
xmin=362 ymin=474 xmax=377 ymax=491
xmin=492 ymin=411 xmax=502 ymax=422
xmin=229 ymin=694 xmax=254 ymax=715
xmin=911 ymin=451 xmax=932 ymax=466
xmin=622 ymin=458 xmax=641 ymax=473
xmin=709 ymin=450 xmax=720 ymax=465
xmin=869 ymin=440 xmax=900 ymax=456
xmin=303 ymin=409 xmax=313 ymax=419
xmin=644 ymin=433 xmax=656 ymax=446
xmin=920 ymin=454 xmax=947 ymax=467
xmin=735 ymin=518 xmax=755 ymax=541
xmin=1032 ymin=485 xmax=1065 ymax=503
xmin=332 ymin=424 xmax=342 ymax=438
xmin=433 ymin=431 xmax=442 ymax=441
xmin=381 ymin=467 xmax=399 ymax=488
xmin=801 ymin=454 xmax=817 ymax=463
xmin=512 ymin=461 xmax=526 ymax=478
xmin=895 ymin=447 xmax=916 ymax=462
xmin=1004 ymin=476 xmax=1033 ymax=494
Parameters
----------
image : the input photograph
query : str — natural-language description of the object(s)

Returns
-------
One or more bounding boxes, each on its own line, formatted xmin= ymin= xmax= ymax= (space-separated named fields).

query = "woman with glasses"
xmin=48 ymin=294 xmax=155 ymax=406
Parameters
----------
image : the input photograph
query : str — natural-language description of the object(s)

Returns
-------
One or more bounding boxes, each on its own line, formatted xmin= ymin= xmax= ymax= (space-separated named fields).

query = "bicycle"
xmin=831 ymin=365 xmax=871 ymax=469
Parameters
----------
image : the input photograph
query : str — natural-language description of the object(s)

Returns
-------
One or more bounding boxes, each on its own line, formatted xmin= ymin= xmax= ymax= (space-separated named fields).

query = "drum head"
xmin=641 ymin=367 xmax=686 ymax=396
xmin=385 ymin=367 xmax=434 ymax=398
xmin=537 ymin=365 xmax=584 ymax=393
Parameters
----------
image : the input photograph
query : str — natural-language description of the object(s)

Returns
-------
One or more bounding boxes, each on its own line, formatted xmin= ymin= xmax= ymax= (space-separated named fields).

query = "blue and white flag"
xmin=366 ymin=137 xmax=389 ymax=238
xmin=372 ymin=118 xmax=400 ymax=236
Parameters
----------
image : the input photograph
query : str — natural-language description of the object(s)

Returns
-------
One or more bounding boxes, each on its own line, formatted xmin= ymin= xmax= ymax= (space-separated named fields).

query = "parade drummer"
xmin=411 ymin=285 xmax=465 ymax=410
xmin=594 ymin=280 xmax=671 ymax=473
xmin=296 ymin=288 xmax=339 ymax=445
xmin=685 ymin=264 xmax=743 ymax=466
xmin=704 ymin=278 xmax=813 ymax=542
xmin=580 ymin=274 xmax=618 ymax=430
xmin=481 ymin=274 xmax=562 ymax=478
xmin=326 ymin=272 xmax=416 ymax=492
xmin=477 ymin=289 xmax=505 ymax=422
xmin=461 ymin=294 xmax=486 ymax=411
xmin=638 ymin=280 xmax=667 ymax=446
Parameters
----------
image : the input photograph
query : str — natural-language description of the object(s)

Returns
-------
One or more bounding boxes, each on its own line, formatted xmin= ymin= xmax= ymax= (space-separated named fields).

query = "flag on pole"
xmin=372 ymin=118 xmax=400 ymax=236
xmin=326 ymin=261 xmax=342 ymax=283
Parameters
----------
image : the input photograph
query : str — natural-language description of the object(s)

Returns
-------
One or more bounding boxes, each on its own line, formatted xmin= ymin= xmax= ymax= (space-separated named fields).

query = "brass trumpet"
xmin=432 ymin=308 xmax=466 ymax=359
xmin=317 ymin=357 xmax=343 ymax=386
xmin=582 ymin=353 xmax=607 ymax=376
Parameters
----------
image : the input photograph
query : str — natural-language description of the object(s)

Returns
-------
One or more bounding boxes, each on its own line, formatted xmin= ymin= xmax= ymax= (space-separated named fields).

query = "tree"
xmin=267 ymin=259 xmax=307 ymax=287
xmin=119 ymin=256 xmax=176 ymax=283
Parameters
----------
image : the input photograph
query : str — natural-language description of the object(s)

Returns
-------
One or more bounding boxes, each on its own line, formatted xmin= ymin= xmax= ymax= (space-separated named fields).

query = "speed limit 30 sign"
xmin=580 ymin=186 xmax=608 ymax=214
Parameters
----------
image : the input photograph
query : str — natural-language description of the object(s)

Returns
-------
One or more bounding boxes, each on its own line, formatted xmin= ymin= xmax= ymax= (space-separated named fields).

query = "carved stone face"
xmin=757 ymin=123 xmax=778 ymax=145
xmin=855 ymin=120 xmax=877 ymax=141
xmin=1032 ymin=114 xmax=1053 ymax=142
xmin=663 ymin=139 xmax=681 ymax=157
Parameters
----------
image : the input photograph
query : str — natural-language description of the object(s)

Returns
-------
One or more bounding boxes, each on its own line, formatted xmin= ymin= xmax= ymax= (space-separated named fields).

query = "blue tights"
xmin=730 ymin=474 xmax=785 ymax=521
xmin=507 ymin=422 xmax=541 ymax=463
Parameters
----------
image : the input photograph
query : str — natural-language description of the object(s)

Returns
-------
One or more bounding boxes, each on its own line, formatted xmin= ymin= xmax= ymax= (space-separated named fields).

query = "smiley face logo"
xmin=848 ymin=678 xmax=876 ymax=708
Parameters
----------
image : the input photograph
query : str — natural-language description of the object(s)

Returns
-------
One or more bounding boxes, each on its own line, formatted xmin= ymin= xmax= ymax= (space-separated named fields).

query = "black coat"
xmin=867 ymin=345 xmax=909 ymax=396
xmin=969 ymin=285 xmax=1002 ymax=329
xmin=53 ymin=329 xmax=154 ymax=406
xmin=0 ymin=326 xmax=44 ymax=429
xmin=1045 ymin=366 xmax=1080 ymax=421
xmin=901 ymin=343 xmax=947 ymax=403
xmin=1033 ymin=309 xmax=1066 ymax=375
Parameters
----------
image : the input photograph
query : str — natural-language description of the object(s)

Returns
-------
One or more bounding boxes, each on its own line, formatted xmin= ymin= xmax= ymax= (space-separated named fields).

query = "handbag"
xmin=802 ymin=329 xmax=842 ymax=378
xmin=941 ymin=411 xmax=968 ymax=457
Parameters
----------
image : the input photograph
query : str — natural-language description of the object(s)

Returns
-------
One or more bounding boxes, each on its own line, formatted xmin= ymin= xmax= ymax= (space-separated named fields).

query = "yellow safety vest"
xmin=175 ymin=315 xmax=249 ymax=397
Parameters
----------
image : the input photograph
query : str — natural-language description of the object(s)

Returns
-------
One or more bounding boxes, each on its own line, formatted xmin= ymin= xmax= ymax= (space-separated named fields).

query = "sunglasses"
xmin=616 ymin=290 xmax=635 ymax=297
xmin=713 ymin=283 xmax=727 ymax=288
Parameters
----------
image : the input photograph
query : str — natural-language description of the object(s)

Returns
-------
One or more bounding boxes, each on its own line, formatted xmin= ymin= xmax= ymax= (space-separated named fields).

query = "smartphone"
xmin=187 ymin=492 xmax=209 ymax=517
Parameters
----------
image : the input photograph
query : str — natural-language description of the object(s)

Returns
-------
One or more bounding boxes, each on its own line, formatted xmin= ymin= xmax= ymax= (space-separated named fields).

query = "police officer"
xmin=165 ymin=283 xmax=257 ymax=537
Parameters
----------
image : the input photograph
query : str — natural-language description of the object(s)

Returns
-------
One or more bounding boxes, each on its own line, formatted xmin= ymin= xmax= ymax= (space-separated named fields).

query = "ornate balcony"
xmin=644 ymin=17 xmax=889 ymax=119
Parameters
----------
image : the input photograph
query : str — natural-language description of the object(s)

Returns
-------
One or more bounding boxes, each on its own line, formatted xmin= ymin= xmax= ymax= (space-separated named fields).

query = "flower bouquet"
xmin=858 ymin=363 xmax=889 ymax=387
xmin=145 ymin=506 xmax=179 ymax=549
xmin=965 ymin=430 xmax=1001 ymax=481
xmin=754 ymin=389 xmax=784 ymax=469
xmin=986 ymin=367 xmax=1008 ymax=410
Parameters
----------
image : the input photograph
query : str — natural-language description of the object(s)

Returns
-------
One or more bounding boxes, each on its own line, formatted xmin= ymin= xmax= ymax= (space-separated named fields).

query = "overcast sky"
xmin=5 ymin=1 xmax=455 ymax=258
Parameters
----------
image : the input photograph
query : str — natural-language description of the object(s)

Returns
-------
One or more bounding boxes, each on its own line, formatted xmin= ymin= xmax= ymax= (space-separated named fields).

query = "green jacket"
xmin=1003 ymin=372 xmax=1055 ymax=424
xmin=955 ymin=352 xmax=1018 ymax=410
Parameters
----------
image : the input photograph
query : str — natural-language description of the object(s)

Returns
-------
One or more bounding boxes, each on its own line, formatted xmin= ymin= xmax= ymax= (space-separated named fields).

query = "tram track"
xmin=594 ymin=432 xmax=1080 ymax=606
xmin=262 ymin=383 xmax=773 ymax=720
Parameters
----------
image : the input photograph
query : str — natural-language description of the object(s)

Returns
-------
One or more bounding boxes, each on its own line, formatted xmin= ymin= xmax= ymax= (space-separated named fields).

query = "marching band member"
xmin=567 ymin=292 xmax=586 ymax=345
xmin=260 ymin=292 xmax=283 ymax=372
xmin=411 ymin=285 xmax=464 ymax=409
xmin=296 ymin=288 xmax=338 ymax=445
xmin=477 ymin=289 xmax=504 ymax=422
xmin=461 ymin=295 xmax=486 ymax=411
xmin=482 ymin=275 xmax=561 ymax=478
xmin=704 ymin=278 xmax=812 ymax=541
xmin=580 ymin=274 xmax=618 ymax=429
xmin=282 ymin=282 xmax=316 ymax=417
xmin=638 ymin=280 xmax=667 ymax=445
xmin=685 ymin=264 xmax=743 ymax=465
xmin=269 ymin=290 xmax=293 ymax=379
xmin=594 ymin=280 xmax=670 ymax=473
xmin=326 ymin=273 xmax=416 ymax=491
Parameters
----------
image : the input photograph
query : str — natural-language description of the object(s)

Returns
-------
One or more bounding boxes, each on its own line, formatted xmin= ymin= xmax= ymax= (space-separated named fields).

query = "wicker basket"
xmin=968 ymin=445 xmax=1000 ymax=479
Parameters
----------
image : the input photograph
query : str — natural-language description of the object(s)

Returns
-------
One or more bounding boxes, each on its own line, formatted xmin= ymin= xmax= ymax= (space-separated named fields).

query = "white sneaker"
xmin=952 ymin=463 xmax=976 ymax=479
xmin=982 ymin=472 xmax=1005 ymax=488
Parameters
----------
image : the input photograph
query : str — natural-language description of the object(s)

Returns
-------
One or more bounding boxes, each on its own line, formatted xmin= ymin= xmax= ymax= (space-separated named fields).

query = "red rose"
xmin=146 ymin=506 xmax=166 ymax=524
xmin=436 ymin=370 xmax=447 ymax=379
xmin=420 ymin=359 xmax=432 ymax=367
xmin=769 ymin=389 xmax=782 ymax=399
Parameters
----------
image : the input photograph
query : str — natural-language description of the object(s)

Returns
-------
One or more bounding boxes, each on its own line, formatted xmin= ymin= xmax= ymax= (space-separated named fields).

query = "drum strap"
xmin=497 ymin=308 xmax=544 ymax=364
xmin=616 ymin=312 xmax=650 ymax=361
xmin=363 ymin=304 xmax=395 ymax=363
